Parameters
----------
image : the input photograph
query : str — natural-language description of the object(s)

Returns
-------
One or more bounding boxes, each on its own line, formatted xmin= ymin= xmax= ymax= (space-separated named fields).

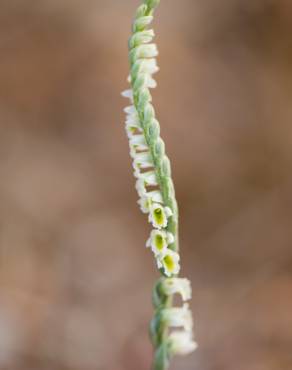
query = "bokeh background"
xmin=0 ymin=1 xmax=292 ymax=369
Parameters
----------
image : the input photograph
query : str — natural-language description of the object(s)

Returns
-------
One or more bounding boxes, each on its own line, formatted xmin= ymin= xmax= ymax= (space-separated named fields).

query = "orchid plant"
xmin=122 ymin=1 xmax=197 ymax=368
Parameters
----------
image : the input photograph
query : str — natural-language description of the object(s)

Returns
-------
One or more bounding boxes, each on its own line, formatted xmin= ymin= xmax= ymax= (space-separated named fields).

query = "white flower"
xmin=134 ymin=43 xmax=158 ymax=59
xmin=161 ymin=303 xmax=193 ymax=331
xmin=160 ymin=278 xmax=192 ymax=301
xmin=129 ymin=29 xmax=155 ymax=48
xmin=126 ymin=125 xmax=142 ymax=139
xmin=139 ymin=58 xmax=159 ymax=75
xmin=125 ymin=105 xmax=139 ymax=123
xmin=148 ymin=203 xmax=172 ymax=228
xmin=146 ymin=229 xmax=173 ymax=255
xmin=157 ymin=249 xmax=180 ymax=276
xmin=125 ymin=116 xmax=141 ymax=129
xmin=137 ymin=190 xmax=163 ymax=213
xmin=125 ymin=113 xmax=140 ymax=126
xmin=138 ymin=196 xmax=152 ymax=213
xmin=143 ymin=73 xmax=157 ymax=89
xmin=147 ymin=190 xmax=163 ymax=203
xmin=131 ymin=72 xmax=157 ymax=90
xmin=133 ymin=152 xmax=153 ymax=169
xmin=135 ymin=178 xmax=147 ymax=197
xmin=168 ymin=330 xmax=197 ymax=356
xmin=124 ymin=107 xmax=142 ymax=137
xmin=133 ymin=157 xmax=153 ymax=177
xmin=125 ymin=123 xmax=142 ymax=140
xmin=133 ymin=15 xmax=153 ymax=30
xmin=124 ymin=105 xmax=137 ymax=115
xmin=127 ymin=59 xmax=159 ymax=83
xmin=129 ymin=134 xmax=148 ymax=151
xmin=138 ymin=170 xmax=158 ymax=186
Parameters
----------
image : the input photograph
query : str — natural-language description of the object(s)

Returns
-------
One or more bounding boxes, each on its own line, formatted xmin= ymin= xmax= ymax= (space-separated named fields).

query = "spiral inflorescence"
xmin=122 ymin=1 xmax=197 ymax=368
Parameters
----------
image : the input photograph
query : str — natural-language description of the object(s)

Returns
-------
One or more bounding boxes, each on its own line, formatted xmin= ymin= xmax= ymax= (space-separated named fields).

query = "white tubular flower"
xmin=161 ymin=303 xmax=193 ymax=331
xmin=131 ymin=72 xmax=156 ymax=90
xmin=147 ymin=190 xmax=163 ymax=203
xmin=138 ymin=170 xmax=158 ymax=186
xmin=168 ymin=330 xmax=197 ymax=356
xmin=133 ymin=152 xmax=153 ymax=169
xmin=131 ymin=58 xmax=159 ymax=76
xmin=126 ymin=127 xmax=139 ymax=140
xmin=125 ymin=115 xmax=142 ymax=128
xmin=125 ymin=112 xmax=140 ymax=126
xmin=129 ymin=29 xmax=155 ymax=48
xmin=134 ymin=43 xmax=158 ymax=59
xmin=137 ymin=190 xmax=163 ymax=213
xmin=133 ymin=15 xmax=153 ymax=30
xmin=157 ymin=249 xmax=180 ymax=276
xmin=125 ymin=113 xmax=143 ymax=138
xmin=125 ymin=105 xmax=139 ymax=122
xmin=126 ymin=125 xmax=142 ymax=139
xmin=129 ymin=134 xmax=148 ymax=150
xmin=149 ymin=203 xmax=172 ymax=229
xmin=160 ymin=278 xmax=192 ymax=301
xmin=146 ymin=229 xmax=173 ymax=256
xmin=138 ymin=196 xmax=152 ymax=213
xmin=139 ymin=58 xmax=159 ymax=75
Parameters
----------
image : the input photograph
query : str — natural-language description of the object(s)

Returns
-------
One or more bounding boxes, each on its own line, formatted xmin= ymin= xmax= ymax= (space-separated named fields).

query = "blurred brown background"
xmin=0 ymin=1 xmax=292 ymax=369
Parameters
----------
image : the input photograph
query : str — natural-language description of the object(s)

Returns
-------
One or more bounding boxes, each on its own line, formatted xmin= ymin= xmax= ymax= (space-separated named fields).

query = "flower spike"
xmin=122 ymin=1 xmax=197 ymax=368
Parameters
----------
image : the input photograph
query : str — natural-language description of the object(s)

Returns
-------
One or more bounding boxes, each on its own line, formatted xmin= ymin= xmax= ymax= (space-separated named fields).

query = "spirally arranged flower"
xmin=122 ymin=1 xmax=197 ymax=368
xmin=122 ymin=6 xmax=178 ymax=277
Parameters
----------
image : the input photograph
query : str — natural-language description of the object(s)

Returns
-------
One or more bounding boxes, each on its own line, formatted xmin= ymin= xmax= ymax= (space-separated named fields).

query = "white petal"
xmin=129 ymin=29 xmax=155 ymax=47
xmin=125 ymin=126 xmax=137 ymax=139
xmin=139 ymin=171 xmax=158 ymax=186
xmin=121 ymin=89 xmax=133 ymax=101
xmin=135 ymin=178 xmax=147 ymax=197
xmin=138 ymin=196 xmax=151 ymax=213
xmin=161 ymin=277 xmax=192 ymax=301
xmin=147 ymin=190 xmax=163 ymax=203
xmin=146 ymin=75 xmax=157 ymax=89
xmin=133 ymin=152 xmax=153 ymax=169
xmin=146 ymin=236 xmax=151 ymax=248
xmin=156 ymin=259 xmax=163 ymax=269
xmin=125 ymin=113 xmax=140 ymax=125
xmin=148 ymin=229 xmax=169 ymax=256
xmin=168 ymin=330 xmax=197 ymax=355
xmin=141 ymin=59 xmax=159 ymax=75
xmin=124 ymin=105 xmax=136 ymax=115
xmin=161 ymin=303 xmax=192 ymax=331
xmin=164 ymin=207 xmax=173 ymax=218
xmin=129 ymin=144 xmax=137 ymax=159
xmin=129 ymin=134 xmax=148 ymax=150
xmin=134 ymin=44 xmax=158 ymax=59
xmin=133 ymin=15 xmax=153 ymax=30
xmin=166 ymin=232 xmax=175 ymax=244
